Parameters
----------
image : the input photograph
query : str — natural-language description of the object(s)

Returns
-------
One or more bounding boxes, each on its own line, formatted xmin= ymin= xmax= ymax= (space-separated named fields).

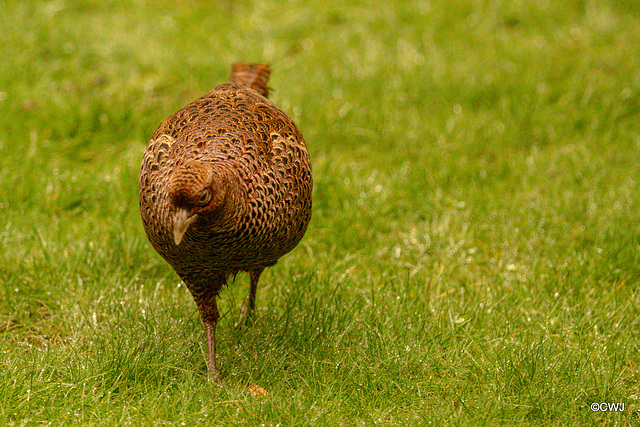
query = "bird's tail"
xmin=229 ymin=62 xmax=271 ymax=98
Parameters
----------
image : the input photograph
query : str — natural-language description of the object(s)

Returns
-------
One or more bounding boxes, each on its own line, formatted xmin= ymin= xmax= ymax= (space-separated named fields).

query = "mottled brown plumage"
xmin=138 ymin=62 xmax=312 ymax=382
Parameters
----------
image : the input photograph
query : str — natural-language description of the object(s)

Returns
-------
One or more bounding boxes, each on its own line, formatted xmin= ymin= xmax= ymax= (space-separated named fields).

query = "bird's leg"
xmin=246 ymin=268 xmax=262 ymax=317
xmin=197 ymin=296 xmax=221 ymax=383
xmin=234 ymin=268 xmax=263 ymax=328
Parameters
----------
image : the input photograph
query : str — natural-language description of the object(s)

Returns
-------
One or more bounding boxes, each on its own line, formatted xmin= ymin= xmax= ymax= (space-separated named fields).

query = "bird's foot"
xmin=234 ymin=306 xmax=254 ymax=328
xmin=208 ymin=370 xmax=222 ymax=384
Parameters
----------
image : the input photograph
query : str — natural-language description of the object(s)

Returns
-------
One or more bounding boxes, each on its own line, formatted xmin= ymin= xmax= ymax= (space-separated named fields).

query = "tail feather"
xmin=229 ymin=62 xmax=271 ymax=98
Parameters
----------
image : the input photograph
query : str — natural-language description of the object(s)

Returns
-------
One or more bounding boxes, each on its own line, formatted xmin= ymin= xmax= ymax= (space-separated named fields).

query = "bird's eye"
xmin=197 ymin=190 xmax=211 ymax=206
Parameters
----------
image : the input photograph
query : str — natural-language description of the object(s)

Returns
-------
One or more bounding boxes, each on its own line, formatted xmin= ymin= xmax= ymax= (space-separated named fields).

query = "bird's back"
xmin=139 ymin=64 xmax=312 ymax=282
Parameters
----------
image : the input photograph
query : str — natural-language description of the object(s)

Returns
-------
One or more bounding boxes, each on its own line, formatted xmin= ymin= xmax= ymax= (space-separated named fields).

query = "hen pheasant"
xmin=138 ymin=62 xmax=312 ymax=382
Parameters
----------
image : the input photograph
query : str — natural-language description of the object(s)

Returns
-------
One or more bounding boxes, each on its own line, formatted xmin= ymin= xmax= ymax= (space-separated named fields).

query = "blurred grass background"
xmin=1 ymin=0 xmax=639 ymax=425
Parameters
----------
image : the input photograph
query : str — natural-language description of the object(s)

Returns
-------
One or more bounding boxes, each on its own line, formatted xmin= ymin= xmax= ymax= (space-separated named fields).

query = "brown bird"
xmin=138 ymin=62 xmax=312 ymax=382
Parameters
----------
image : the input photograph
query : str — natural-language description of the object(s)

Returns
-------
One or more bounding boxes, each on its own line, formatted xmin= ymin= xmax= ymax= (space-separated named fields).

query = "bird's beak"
xmin=173 ymin=208 xmax=198 ymax=245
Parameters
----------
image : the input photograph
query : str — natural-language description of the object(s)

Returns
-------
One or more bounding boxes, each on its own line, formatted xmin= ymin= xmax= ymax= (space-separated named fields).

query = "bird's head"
xmin=168 ymin=161 xmax=228 ymax=245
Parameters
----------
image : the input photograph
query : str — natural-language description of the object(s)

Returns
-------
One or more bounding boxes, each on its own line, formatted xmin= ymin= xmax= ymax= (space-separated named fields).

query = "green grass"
xmin=1 ymin=0 xmax=640 ymax=425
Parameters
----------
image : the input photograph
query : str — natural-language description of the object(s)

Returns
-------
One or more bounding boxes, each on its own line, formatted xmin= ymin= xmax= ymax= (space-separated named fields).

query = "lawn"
xmin=1 ymin=0 xmax=639 ymax=425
